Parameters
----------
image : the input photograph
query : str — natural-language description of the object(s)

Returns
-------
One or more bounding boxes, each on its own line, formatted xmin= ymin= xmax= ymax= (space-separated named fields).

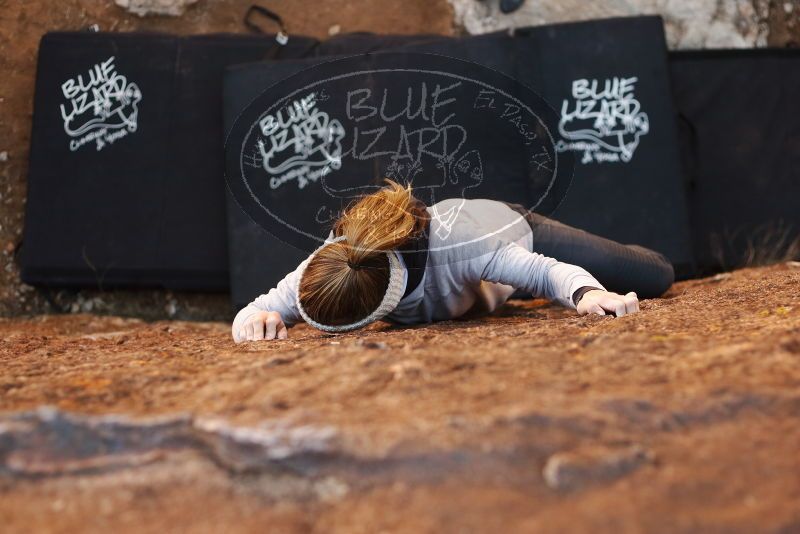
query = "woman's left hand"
xmin=577 ymin=290 xmax=639 ymax=317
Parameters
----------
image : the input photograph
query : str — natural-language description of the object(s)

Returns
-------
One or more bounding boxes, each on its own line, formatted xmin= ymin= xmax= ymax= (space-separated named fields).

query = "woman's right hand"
xmin=235 ymin=311 xmax=288 ymax=343
xmin=576 ymin=290 xmax=639 ymax=317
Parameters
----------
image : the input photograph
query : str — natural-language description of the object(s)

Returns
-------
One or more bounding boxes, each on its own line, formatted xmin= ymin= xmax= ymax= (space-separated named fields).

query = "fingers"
xmin=624 ymin=292 xmax=640 ymax=314
xmin=595 ymin=295 xmax=621 ymax=317
xmin=253 ymin=317 xmax=267 ymax=340
xmin=578 ymin=291 xmax=640 ymax=319
xmin=277 ymin=323 xmax=289 ymax=340
xmin=242 ymin=318 xmax=263 ymax=341
xmin=598 ymin=293 xmax=640 ymax=317
xmin=265 ymin=314 xmax=278 ymax=340
xmin=244 ymin=319 xmax=264 ymax=341
xmin=588 ymin=303 xmax=606 ymax=316
xmin=244 ymin=322 xmax=252 ymax=341
xmin=577 ymin=300 xmax=606 ymax=316
xmin=239 ymin=312 xmax=288 ymax=343
xmin=613 ymin=297 xmax=626 ymax=317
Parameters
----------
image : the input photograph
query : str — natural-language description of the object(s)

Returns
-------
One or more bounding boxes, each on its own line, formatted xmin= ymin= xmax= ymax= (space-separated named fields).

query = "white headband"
xmin=295 ymin=236 xmax=406 ymax=333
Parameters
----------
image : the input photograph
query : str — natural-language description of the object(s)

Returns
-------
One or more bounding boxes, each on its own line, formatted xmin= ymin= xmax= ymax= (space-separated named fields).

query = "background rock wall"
xmin=450 ymin=0 xmax=799 ymax=48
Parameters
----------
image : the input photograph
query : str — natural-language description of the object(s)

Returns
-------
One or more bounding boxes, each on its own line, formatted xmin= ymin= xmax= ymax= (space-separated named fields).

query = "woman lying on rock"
xmin=232 ymin=180 xmax=673 ymax=342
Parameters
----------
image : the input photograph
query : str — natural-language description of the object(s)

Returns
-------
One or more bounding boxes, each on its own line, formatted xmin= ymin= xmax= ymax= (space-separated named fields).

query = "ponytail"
xmin=333 ymin=179 xmax=424 ymax=257
xmin=298 ymin=179 xmax=425 ymax=326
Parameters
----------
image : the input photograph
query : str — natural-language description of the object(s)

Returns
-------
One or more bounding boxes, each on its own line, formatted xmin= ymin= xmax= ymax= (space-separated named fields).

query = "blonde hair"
xmin=298 ymin=179 xmax=426 ymax=326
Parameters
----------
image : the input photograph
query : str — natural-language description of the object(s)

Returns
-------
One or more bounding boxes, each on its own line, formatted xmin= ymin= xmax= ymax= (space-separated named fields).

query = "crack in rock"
xmin=600 ymin=391 xmax=799 ymax=432
xmin=0 ymin=409 xmax=511 ymax=487
xmin=496 ymin=392 xmax=800 ymax=440
xmin=0 ymin=407 xmax=337 ymax=477
xmin=2 ymin=391 xmax=796 ymax=488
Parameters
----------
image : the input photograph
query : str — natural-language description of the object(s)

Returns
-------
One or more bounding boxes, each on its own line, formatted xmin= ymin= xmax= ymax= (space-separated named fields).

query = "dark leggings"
xmin=506 ymin=204 xmax=674 ymax=298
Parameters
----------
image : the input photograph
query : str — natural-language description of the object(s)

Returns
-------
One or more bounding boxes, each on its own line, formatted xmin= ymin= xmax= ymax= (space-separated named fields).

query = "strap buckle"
xmin=244 ymin=5 xmax=289 ymax=46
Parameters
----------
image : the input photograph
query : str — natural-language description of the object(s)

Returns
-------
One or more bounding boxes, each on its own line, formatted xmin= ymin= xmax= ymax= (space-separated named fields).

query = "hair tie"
xmin=347 ymin=260 xmax=363 ymax=271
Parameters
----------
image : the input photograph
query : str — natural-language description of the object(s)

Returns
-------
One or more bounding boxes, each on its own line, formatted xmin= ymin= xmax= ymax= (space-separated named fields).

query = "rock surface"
xmin=449 ymin=0 xmax=775 ymax=49
xmin=114 ymin=0 xmax=199 ymax=17
xmin=542 ymin=444 xmax=654 ymax=491
xmin=1 ymin=264 xmax=799 ymax=532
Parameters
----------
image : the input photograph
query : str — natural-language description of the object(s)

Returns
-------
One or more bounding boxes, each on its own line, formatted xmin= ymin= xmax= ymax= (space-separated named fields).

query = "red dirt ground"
xmin=1 ymin=263 xmax=799 ymax=533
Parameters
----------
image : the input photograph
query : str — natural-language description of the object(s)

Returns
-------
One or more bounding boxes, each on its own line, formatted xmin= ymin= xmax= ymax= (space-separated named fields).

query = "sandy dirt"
xmin=1 ymin=263 xmax=799 ymax=533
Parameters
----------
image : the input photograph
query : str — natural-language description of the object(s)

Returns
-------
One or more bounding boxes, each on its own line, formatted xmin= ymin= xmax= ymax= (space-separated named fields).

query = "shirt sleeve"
xmin=479 ymin=242 xmax=605 ymax=309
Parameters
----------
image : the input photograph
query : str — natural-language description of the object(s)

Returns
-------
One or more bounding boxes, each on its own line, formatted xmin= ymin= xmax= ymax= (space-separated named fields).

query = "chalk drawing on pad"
xmin=556 ymin=77 xmax=649 ymax=164
xmin=59 ymin=56 xmax=142 ymax=152
xmin=225 ymin=54 xmax=572 ymax=257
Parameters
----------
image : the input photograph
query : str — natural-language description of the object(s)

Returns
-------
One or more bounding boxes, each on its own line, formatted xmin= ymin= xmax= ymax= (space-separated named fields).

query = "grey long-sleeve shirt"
xmin=232 ymin=199 xmax=604 ymax=337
